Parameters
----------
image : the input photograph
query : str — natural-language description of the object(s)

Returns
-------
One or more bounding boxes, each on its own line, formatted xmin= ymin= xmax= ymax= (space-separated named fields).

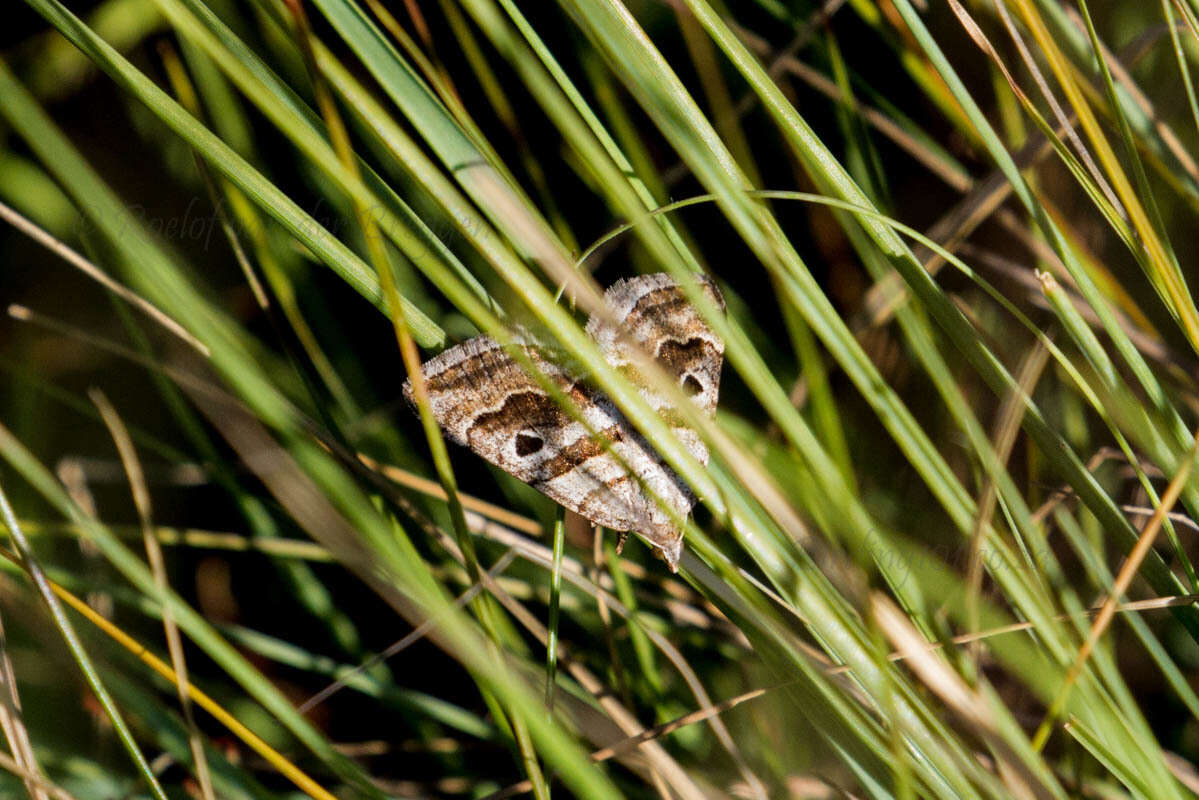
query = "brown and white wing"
xmin=403 ymin=336 xmax=695 ymax=553
xmin=584 ymin=273 xmax=724 ymax=466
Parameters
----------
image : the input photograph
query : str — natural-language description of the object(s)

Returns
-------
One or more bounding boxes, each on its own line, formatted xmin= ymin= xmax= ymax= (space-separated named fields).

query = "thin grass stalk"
xmin=1007 ymin=0 xmax=1198 ymax=349
xmin=90 ymin=389 xmax=215 ymax=800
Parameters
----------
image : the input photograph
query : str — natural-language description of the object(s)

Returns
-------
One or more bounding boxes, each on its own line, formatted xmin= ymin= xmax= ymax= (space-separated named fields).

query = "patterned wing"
xmin=585 ymin=272 xmax=725 ymax=466
xmin=403 ymin=335 xmax=693 ymax=567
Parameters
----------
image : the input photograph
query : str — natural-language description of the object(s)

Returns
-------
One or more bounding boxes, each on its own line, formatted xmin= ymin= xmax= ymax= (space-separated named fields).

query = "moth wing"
xmin=584 ymin=273 xmax=724 ymax=472
xmin=585 ymin=273 xmax=724 ymax=418
xmin=404 ymin=336 xmax=674 ymax=535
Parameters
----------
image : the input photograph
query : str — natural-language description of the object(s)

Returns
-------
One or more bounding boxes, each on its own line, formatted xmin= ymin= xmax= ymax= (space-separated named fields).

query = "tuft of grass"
xmin=3 ymin=0 xmax=1199 ymax=797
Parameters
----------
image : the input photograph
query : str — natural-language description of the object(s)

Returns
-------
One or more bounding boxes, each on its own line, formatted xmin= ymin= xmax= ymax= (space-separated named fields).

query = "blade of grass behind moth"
xmin=465 ymin=0 xmax=710 ymax=281
xmin=822 ymin=25 xmax=890 ymax=208
xmin=674 ymin=3 xmax=764 ymax=188
xmin=284 ymin=9 xmax=550 ymax=796
xmin=0 ymin=484 xmax=170 ymax=800
xmin=579 ymin=51 xmax=670 ymax=210
xmin=90 ymin=389 xmax=215 ymax=800
xmin=545 ymin=507 xmax=565 ymax=709
xmin=589 ymin=532 xmax=633 ymax=710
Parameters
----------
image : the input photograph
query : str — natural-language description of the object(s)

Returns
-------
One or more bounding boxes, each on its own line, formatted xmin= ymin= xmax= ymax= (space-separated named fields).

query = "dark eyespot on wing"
xmin=516 ymin=432 xmax=544 ymax=456
xmin=657 ymin=337 xmax=718 ymax=377
xmin=682 ymin=374 xmax=703 ymax=396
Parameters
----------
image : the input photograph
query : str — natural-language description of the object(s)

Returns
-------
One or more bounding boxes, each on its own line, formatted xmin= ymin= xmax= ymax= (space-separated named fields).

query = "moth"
xmin=403 ymin=273 xmax=724 ymax=571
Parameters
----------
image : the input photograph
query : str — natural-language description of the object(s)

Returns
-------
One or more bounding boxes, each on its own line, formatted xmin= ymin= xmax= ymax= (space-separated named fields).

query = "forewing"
xmin=404 ymin=336 xmax=692 ymax=537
